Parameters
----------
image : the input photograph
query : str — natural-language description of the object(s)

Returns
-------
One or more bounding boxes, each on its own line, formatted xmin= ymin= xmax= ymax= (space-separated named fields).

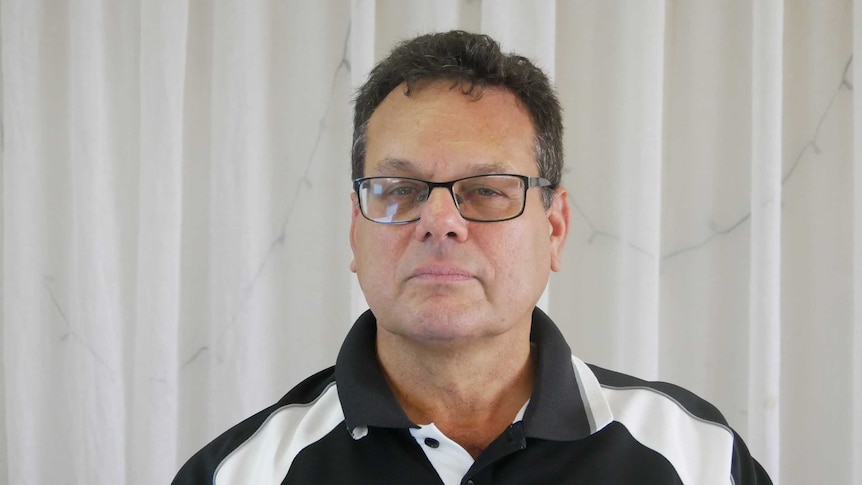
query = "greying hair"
xmin=351 ymin=30 xmax=563 ymax=208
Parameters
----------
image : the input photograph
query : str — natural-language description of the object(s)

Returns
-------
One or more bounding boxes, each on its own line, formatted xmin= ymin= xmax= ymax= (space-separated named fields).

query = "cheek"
xmin=480 ymin=229 xmax=539 ymax=280
xmin=498 ymin=222 xmax=552 ymax=282
xmin=353 ymin=228 xmax=405 ymax=283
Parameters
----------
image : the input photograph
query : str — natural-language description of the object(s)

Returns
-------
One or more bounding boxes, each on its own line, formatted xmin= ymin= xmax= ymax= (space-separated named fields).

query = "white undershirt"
xmin=408 ymin=401 xmax=530 ymax=485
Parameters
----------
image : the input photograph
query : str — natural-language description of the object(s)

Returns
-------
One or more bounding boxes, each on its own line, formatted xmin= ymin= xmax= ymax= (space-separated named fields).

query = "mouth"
xmin=409 ymin=264 xmax=475 ymax=282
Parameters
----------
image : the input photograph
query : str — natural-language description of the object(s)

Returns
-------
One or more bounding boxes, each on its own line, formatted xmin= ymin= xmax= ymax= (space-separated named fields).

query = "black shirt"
xmin=173 ymin=308 xmax=771 ymax=484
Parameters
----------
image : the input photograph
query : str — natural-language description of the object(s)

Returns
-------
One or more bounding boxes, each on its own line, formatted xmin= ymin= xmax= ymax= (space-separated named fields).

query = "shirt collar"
xmin=335 ymin=310 xmax=416 ymax=432
xmin=335 ymin=308 xmax=610 ymax=441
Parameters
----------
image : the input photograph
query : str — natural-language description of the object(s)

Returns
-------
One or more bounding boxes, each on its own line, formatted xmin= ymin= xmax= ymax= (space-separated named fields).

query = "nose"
xmin=413 ymin=187 xmax=469 ymax=243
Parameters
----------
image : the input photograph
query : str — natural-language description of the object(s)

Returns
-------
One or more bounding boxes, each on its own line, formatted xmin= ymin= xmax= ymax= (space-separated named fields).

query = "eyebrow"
xmin=372 ymin=158 xmax=512 ymax=178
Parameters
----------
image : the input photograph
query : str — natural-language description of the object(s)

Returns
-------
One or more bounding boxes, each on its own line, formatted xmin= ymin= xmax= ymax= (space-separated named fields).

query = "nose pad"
xmin=414 ymin=187 xmax=469 ymax=241
xmin=422 ymin=187 xmax=461 ymax=216
xmin=451 ymin=190 xmax=464 ymax=208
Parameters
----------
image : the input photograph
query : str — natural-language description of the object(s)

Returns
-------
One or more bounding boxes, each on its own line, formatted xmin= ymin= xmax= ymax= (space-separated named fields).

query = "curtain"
xmin=1 ymin=1 xmax=859 ymax=483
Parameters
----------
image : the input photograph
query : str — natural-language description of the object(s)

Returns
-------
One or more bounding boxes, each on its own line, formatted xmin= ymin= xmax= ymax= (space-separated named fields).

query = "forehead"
xmin=365 ymin=81 xmax=537 ymax=177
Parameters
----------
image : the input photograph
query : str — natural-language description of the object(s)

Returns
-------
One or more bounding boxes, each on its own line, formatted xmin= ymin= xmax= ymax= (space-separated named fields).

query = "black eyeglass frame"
xmin=352 ymin=173 xmax=552 ymax=224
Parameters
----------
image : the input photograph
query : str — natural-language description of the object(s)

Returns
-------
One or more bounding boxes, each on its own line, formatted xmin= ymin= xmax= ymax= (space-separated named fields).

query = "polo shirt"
xmin=172 ymin=308 xmax=772 ymax=484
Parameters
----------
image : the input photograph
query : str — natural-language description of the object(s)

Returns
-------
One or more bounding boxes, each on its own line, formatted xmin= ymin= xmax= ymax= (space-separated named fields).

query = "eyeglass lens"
xmin=358 ymin=175 xmax=527 ymax=223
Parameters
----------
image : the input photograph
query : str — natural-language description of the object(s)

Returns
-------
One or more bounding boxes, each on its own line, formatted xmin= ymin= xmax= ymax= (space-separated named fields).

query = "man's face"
xmin=350 ymin=81 xmax=569 ymax=344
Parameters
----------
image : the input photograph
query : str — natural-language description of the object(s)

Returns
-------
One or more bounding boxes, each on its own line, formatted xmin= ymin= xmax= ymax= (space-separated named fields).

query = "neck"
xmin=376 ymin=324 xmax=535 ymax=458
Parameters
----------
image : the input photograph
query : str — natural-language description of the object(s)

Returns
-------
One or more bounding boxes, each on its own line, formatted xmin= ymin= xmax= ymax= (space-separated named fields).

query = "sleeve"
xmin=170 ymin=404 xmax=284 ymax=485
xmin=730 ymin=431 xmax=773 ymax=485
xmin=171 ymin=429 xmax=250 ymax=485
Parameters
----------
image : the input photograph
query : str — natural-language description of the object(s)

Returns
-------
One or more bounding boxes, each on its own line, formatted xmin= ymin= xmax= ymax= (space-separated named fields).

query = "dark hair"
xmin=351 ymin=30 xmax=562 ymax=208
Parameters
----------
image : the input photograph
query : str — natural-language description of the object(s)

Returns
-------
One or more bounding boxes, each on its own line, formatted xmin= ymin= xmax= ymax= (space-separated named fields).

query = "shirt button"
xmin=466 ymin=480 xmax=475 ymax=485
xmin=424 ymin=437 xmax=440 ymax=448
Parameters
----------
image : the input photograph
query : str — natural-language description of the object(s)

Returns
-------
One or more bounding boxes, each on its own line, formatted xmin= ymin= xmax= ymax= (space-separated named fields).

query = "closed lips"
xmin=410 ymin=265 xmax=474 ymax=280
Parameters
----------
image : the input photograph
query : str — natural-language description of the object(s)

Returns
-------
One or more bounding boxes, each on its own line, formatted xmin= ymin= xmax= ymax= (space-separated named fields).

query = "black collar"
xmin=335 ymin=307 xmax=593 ymax=441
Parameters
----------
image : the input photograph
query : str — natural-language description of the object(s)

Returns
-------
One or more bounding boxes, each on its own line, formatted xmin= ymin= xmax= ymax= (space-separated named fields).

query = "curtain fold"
xmin=1 ymin=1 xmax=858 ymax=483
xmin=748 ymin=0 xmax=783 ymax=477
xmin=854 ymin=2 xmax=862 ymax=482
xmin=552 ymin=0 xmax=668 ymax=380
xmin=131 ymin=1 xmax=188 ymax=482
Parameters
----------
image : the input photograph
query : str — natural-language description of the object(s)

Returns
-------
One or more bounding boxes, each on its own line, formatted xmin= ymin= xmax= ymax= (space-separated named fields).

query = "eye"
xmin=474 ymin=187 xmax=503 ymax=198
xmin=390 ymin=186 xmax=416 ymax=196
xmin=461 ymin=184 xmax=505 ymax=199
xmin=379 ymin=180 xmax=427 ymax=200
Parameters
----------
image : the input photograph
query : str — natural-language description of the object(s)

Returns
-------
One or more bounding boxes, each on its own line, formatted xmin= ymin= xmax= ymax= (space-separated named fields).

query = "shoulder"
xmin=588 ymin=363 xmax=729 ymax=427
xmin=587 ymin=363 xmax=772 ymax=484
xmin=171 ymin=367 xmax=340 ymax=485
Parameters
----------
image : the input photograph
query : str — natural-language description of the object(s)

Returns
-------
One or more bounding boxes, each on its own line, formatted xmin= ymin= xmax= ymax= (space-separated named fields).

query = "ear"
xmin=547 ymin=187 xmax=570 ymax=272
xmin=349 ymin=192 xmax=360 ymax=273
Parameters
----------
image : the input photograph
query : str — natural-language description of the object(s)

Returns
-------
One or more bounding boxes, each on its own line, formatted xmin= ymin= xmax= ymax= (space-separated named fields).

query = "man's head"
xmin=349 ymin=31 xmax=570 ymax=345
xmin=351 ymin=30 xmax=563 ymax=209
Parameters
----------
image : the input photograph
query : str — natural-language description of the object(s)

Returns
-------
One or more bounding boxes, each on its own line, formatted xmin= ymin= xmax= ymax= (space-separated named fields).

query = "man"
xmin=173 ymin=30 xmax=771 ymax=484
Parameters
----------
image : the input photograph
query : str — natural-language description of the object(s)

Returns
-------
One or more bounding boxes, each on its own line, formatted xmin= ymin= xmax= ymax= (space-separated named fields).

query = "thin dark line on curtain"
xmin=566 ymin=54 xmax=854 ymax=265
xmin=239 ymin=23 xmax=352 ymax=308
xmin=568 ymin=198 xmax=655 ymax=258
xmin=662 ymin=54 xmax=854 ymax=263
xmin=782 ymin=55 xmax=853 ymax=185
xmin=180 ymin=23 xmax=354 ymax=369
xmin=44 ymin=278 xmax=113 ymax=374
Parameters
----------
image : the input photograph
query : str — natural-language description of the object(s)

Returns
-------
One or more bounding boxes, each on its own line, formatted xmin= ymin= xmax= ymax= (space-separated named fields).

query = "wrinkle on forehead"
xmin=371 ymin=158 xmax=512 ymax=179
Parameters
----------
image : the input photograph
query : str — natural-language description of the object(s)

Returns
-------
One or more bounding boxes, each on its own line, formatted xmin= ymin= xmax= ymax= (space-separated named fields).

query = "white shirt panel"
xmin=603 ymin=386 xmax=734 ymax=485
xmin=215 ymin=383 xmax=344 ymax=484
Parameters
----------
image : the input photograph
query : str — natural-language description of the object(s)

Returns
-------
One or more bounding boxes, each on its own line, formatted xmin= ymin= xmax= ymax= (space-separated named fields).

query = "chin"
xmin=401 ymin=306 xmax=506 ymax=342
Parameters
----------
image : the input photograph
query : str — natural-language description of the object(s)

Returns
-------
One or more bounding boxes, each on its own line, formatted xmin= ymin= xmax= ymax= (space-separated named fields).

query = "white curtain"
xmin=1 ymin=1 xmax=859 ymax=483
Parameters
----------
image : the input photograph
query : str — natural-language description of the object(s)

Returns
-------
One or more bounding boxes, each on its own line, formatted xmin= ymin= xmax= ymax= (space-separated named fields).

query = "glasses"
xmin=353 ymin=174 xmax=551 ymax=224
